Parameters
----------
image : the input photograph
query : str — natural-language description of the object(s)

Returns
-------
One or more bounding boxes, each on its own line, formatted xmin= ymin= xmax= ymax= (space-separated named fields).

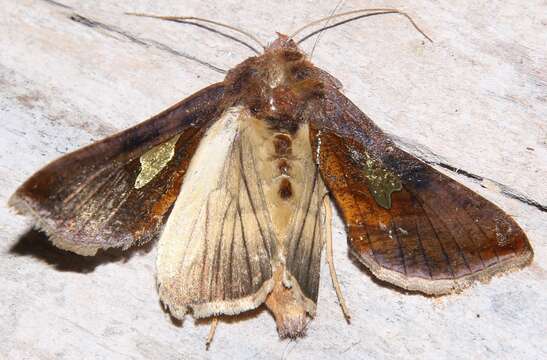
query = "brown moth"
xmin=9 ymin=10 xmax=533 ymax=340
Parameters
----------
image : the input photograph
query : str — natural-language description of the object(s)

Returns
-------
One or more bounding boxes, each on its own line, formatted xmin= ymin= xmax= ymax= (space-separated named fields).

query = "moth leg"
xmin=324 ymin=195 xmax=351 ymax=323
xmin=205 ymin=317 xmax=219 ymax=350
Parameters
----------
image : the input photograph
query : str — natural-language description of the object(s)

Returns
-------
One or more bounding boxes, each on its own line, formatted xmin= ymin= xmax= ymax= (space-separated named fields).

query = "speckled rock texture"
xmin=1 ymin=0 xmax=545 ymax=359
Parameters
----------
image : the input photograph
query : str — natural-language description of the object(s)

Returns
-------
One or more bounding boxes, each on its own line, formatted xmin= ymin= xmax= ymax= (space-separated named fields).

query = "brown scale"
xmin=273 ymin=134 xmax=292 ymax=156
xmin=278 ymin=178 xmax=293 ymax=200
xmin=277 ymin=159 xmax=290 ymax=175
xmin=272 ymin=133 xmax=294 ymax=199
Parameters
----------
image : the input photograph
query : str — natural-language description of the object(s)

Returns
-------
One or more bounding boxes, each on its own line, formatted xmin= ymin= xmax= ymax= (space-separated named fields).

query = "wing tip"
xmin=8 ymin=192 xmax=101 ymax=256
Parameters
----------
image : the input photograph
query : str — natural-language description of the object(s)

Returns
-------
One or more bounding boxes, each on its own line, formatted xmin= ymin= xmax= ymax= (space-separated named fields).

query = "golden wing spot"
xmin=347 ymin=145 xmax=402 ymax=209
xmin=134 ymin=134 xmax=181 ymax=189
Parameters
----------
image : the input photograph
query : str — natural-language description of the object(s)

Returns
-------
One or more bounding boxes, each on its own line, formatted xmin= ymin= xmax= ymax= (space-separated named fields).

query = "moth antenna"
xmin=309 ymin=0 xmax=346 ymax=60
xmin=205 ymin=317 xmax=219 ymax=350
xmin=323 ymin=196 xmax=351 ymax=323
xmin=289 ymin=8 xmax=433 ymax=44
xmin=125 ymin=12 xmax=266 ymax=51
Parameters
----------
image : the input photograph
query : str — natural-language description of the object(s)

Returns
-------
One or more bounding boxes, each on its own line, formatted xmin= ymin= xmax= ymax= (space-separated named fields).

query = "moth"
xmin=9 ymin=8 xmax=533 ymax=340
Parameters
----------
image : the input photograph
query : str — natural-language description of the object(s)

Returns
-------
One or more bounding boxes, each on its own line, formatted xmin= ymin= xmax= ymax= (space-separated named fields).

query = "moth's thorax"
xmin=223 ymin=34 xmax=325 ymax=133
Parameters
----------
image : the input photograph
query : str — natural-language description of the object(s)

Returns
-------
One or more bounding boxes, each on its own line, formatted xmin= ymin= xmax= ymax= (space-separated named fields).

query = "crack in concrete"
xmin=391 ymin=134 xmax=546 ymax=213
xmin=437 ymin=162 xmax=485 ymax=181
xmin=500 ymin=189 xmax=547 ymax=213
xmin=434 ymin=162 xmax=546 ymax=213
xmin=69 ymin=14 xmax=228 ymax=74
xmin=40 ymin=0 xmax=73 ymax=9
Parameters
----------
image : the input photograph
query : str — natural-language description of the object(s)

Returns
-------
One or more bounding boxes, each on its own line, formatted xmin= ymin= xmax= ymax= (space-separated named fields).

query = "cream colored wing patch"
xmin=157 ymin=107 xmax=277 ymax=319
xmin=157 ymin=107 xmax=328 ymax=323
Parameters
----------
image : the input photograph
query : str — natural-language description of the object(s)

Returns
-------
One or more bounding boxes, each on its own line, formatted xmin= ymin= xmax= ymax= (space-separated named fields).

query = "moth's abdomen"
xmin=239 ymin=113 xmax=327 ymax=337
xmin=272 ymin=133 xmax=294 ymax=200
xmin=242 ymin=117 xmax=318 ymax=247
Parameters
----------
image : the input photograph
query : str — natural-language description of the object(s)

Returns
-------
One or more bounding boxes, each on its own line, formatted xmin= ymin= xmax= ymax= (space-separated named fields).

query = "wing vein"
xmin=391 ymin=220 xmax=407 ymax=276
xmin=340 ymin=166 xmax=378 ymax=262
xmin=73 ymin=166 xmax=126 ymax=237
xmin=290 ymin=168 xmax=318 ymax=265
xmin=414 ymin=195 xmax=455 ymax=277
xmin=207 ymin=196 xmax=232 ymax=301
xmin=461 ymin=206 xmax=501 ymax=263
xmin=199 ymin=196 xmax=212 ymax=299
xmin=238 ymin=140 xmax=272 ymax=258
xmin=415 ymin=222 xmax=433 ymax=279
xmin=454 ymin=215 xmax=486 ymax=269
xmin=422 ymin=201 xmax=472 ymax=273
xmin=226 ymin=202 xmax=237 ymax=300
xmin=237 ymin=203 xmax=255 ymax=291
xmin=305 ymin=198 xmax=322 ymax=291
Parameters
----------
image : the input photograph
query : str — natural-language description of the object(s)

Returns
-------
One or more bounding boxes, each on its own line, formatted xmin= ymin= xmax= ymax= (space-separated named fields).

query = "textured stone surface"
xmin=1 ymin=0 xmax=545 ymax=359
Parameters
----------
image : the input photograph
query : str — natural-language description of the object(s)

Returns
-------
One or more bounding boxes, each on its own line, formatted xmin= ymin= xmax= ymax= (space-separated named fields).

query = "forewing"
xmin=309 ymin=88 xmax=533 ymax=295
xmin=10 ymin=83 xmax=224 ymax=255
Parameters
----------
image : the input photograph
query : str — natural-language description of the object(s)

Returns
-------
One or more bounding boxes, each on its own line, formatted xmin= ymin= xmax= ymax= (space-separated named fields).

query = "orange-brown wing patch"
xmin=309 ymin=89 xmax=532 ymax=295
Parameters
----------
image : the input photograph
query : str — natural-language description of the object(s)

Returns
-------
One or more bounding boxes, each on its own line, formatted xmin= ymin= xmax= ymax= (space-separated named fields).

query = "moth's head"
xmin=265 ymin=33 xmax=300 ymax=53
xmin=223 ymin=33 xmax=327 ymax=131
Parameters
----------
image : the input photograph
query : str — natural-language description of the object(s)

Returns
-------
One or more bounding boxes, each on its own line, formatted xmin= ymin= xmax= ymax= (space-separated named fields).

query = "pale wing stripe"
xmin=62 ymin=166 xmax=111 ymax=205
xmin=303 ymin=200 xmax=322 ymax=294
xmin=238 ymin=138 xmax=274 ymax=259
xmin=288 ymin=168 xmax=318 ymax=264
xmin=72 ymin=166 xmax=126 ymax=235
xmin=68 ymin=165 xmax=120 ymax=214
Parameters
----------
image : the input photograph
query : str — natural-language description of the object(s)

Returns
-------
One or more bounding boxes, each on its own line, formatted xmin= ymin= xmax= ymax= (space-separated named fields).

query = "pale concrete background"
xmin=1 ymin=0 xmax=546 ymax=359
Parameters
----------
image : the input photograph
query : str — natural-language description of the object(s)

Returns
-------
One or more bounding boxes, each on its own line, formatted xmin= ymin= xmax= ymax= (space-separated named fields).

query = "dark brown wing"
xmin=9 ymin=83 xmax=225 ymax=255
xmin=308 ymin=88 xmax=533 ymax=295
